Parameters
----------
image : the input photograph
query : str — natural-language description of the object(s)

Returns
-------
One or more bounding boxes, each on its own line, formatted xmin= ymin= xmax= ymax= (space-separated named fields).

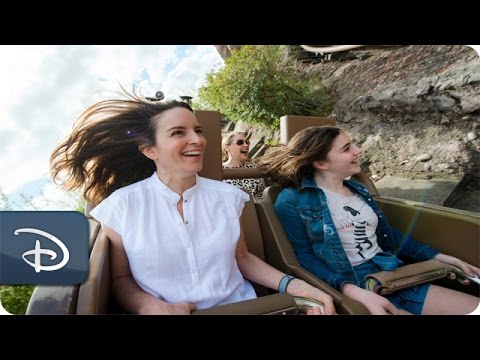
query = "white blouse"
xmin=90 ymin=172 xmax=256 ymax=310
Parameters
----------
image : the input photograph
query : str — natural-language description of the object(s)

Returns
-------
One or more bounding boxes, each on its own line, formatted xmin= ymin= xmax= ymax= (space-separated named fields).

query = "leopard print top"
xmin=223 ymin=161 xmax=266 ymax=200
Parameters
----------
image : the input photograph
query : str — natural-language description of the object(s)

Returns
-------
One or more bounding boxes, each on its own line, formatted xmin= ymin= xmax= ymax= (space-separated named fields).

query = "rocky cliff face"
xmin=214 ymin=45 xmax=242 ymax=59
xmin=215 ymin=45 xmax=480 ymax=210
xmin=303 ymin=45 xmax=479 ymax=183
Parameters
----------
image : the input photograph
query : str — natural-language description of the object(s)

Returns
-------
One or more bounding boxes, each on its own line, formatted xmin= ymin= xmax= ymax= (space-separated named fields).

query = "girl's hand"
xmin=342 ymin=283 xmax=401 ymax=315
xmin=434 ymin=253 xmax=480 ymax=285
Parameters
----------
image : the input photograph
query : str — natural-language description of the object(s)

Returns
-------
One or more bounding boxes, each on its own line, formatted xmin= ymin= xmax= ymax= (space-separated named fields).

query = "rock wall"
xmin=306 ymin=45 xmax=479 ymax=183
xmin=215 ymin=45 xmax=480 ymax=210
xmin=218 ymin=46 xmax=479 ymax=179
xmin=214 ymin=45 xmax=242 ymax=59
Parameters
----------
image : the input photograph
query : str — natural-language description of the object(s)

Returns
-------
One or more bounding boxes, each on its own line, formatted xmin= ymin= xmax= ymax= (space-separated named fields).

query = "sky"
xmin=0 ymin=45 xmax=224 ymax=195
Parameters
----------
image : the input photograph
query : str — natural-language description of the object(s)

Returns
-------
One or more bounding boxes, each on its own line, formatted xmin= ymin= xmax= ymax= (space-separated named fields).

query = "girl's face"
xmin=143 ymin=107 xmax=207 ymax=177
xmin=315 ymin=132 xmax=362 ymax=177
xmin=226 ymin=134 xmax=250 ymax=162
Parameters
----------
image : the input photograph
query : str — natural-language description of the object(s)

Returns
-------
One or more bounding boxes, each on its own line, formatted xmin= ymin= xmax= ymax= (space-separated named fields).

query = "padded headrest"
xmin=280 ymin=115 xmax=336 ymax=144
xmin=196 ymin=110 xmax=223 ymax=180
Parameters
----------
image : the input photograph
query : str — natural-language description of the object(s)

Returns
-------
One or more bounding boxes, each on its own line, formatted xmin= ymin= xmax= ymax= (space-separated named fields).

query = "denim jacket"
xmin=274 ymin=176 xmax=439 ymax=291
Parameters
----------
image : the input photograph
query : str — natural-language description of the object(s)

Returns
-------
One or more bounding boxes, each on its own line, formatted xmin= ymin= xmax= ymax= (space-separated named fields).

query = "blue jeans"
xmin=354 ymin=253 xmax=430 ymax=315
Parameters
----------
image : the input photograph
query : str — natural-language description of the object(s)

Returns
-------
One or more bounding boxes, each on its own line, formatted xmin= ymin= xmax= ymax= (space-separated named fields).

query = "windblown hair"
xmin=221 ymin=131 xmax=247 ymax=162
xmin=259 ymin=126 xmax=342 ymax=188
xmin=50 ymin=90 xmax=193 ymax=205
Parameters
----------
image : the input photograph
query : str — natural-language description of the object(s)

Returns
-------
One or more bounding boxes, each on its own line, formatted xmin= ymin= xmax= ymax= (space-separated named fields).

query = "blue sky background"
xmin=0 ymin=45 xmax=223 ymax=198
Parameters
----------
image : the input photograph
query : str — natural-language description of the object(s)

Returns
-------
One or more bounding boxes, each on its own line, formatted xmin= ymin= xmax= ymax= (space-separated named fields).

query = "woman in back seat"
xmin=50 ymin=90 xmax=335 ymax=315
xmin=261 ymin=126 xmax=480 ymax=315
xmin=222 ymin=131 xmax=266 ymax=200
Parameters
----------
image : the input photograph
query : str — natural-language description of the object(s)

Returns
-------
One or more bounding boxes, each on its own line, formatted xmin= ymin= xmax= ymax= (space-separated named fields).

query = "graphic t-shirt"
xmin=321 ymin=187 xmax=382 ymax=266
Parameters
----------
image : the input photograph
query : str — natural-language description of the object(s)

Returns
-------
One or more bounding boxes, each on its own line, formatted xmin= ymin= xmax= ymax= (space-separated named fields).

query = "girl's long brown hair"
xmin=259 ymin=126 xmax=341 ymax=188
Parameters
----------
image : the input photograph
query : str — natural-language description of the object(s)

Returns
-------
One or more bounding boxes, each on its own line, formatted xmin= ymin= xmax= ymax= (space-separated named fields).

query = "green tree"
xmin=0 ymin=285 xmax=35 ymax=315
xmin=198 ymin=46 xmax=332 ymax=129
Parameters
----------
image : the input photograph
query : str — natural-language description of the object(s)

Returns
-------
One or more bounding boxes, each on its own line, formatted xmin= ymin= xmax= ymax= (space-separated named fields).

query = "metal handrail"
xmin=300 ymin=45 xmax=364 ymax=53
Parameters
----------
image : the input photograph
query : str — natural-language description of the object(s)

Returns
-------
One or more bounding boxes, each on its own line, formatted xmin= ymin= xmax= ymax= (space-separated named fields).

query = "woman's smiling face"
xmin=145 ymin=107 xmax=207 ymax=177
xmin=226 ymin=133 xmax=250 ymax=163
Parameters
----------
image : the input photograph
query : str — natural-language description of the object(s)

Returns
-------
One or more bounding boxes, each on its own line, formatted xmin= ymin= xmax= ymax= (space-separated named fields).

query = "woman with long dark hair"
xmin=51 ymin=91 xmax=335 ymax=315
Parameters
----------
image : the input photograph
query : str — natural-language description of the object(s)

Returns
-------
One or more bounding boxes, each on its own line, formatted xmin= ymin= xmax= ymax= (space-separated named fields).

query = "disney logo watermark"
xmin=0 ymin=211 xmax=89 ymax=285
xmin=15 ymin=228 xmax=70 ymax=273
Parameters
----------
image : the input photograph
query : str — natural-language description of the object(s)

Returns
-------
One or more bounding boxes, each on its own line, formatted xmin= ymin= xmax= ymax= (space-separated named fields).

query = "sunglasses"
xmin=235 ymin=139 xmax=250 ymax=146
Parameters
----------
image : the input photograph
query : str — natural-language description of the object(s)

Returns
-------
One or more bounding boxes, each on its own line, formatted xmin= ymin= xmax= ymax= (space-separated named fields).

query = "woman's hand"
xmin=286 ymin=279 xmax=335 ymax=315
xmin=138 ymin=299 xmax=196 ymax=315
xmin=434 ymin=253 xmax=480 ymax=285
xmin=342 ymin=283 xmax=400 ymax=315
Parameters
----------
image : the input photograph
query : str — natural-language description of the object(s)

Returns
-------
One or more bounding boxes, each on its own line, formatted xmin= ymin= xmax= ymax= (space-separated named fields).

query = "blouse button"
xmin=384 ymin=234 xmax=387 ymax=237
xmin=184 ymin=199 xmax=188 ymax=203
xmin=368 ymin=198 xmax=372 ymax=201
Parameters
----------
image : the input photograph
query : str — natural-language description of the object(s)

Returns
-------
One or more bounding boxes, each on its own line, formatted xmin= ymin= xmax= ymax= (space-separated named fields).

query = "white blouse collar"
xmin=149 ymin=172 xmax=200 ymax=199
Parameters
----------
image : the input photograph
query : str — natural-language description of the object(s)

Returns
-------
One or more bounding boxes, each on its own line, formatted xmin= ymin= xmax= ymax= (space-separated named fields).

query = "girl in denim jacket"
xmin=261 ymin=126 xmax=479 ymax=314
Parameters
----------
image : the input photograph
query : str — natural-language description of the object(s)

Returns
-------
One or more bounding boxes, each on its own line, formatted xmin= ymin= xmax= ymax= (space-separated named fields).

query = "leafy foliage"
xmin=0 ymin=285 xmax=35 ymax=315
xmin=198 ymin=46 xmax=333 ymax=129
